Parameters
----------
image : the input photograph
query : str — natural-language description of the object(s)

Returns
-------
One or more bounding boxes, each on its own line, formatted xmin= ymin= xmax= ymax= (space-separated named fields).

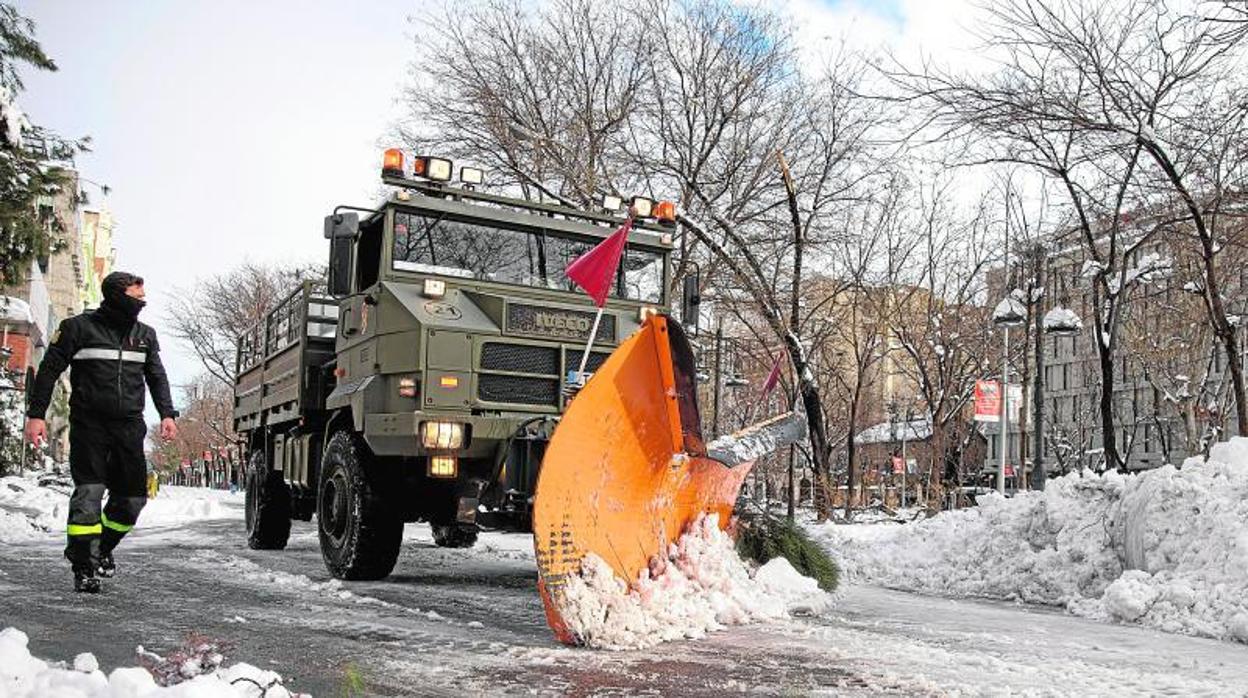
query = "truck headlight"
xmin=421 ymin=421 xmax=465 ymax=450
xmin=429 ymin=455 xmax=458 ymax=478
xmin=398 ymin=377 xmax=419 ymax=398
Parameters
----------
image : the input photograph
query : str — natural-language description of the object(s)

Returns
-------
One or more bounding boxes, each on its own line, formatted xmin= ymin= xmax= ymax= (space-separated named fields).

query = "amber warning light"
xmin=382 ymin=148 xmax=405 ymax=178
xmin=654 ymin=201 xmax=677 ymax=226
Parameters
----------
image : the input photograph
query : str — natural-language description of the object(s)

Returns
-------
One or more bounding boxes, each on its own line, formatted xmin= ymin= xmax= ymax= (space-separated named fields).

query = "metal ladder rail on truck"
xmin=231 ymin=149 xmax=699 ymax=581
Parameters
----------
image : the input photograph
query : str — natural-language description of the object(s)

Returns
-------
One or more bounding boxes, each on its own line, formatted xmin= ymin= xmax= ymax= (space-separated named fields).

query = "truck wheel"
xmin=245 ymin=450 xmax=291 ymax=550
xmin=432 ymin=524 xmax=479 ymax=549
xmin=318 ymin=431 xmax=402 ymax=580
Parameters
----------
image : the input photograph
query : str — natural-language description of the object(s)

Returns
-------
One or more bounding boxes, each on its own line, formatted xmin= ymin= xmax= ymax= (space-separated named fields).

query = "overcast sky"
xmin=11 ymin=0 xmax=969 ymax=414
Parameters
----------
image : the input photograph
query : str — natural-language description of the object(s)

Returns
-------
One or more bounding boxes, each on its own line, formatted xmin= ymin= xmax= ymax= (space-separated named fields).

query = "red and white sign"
xmin=974 ymin=380 xmax=1000 ymax=422
xmin=975 ymin=380 xmax=1023 ymax=422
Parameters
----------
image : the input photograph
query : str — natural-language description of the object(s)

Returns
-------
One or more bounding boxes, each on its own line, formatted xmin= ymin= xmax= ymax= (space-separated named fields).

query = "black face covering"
xmin=98 ymin=271 xmax=146 ymax=327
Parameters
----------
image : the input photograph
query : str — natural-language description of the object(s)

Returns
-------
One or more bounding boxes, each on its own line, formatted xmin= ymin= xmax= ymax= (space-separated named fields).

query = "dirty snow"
xmin=811 ymin=437 xmax=1248 ymax=643
xmin=556 ymin=513 xmax=830 ymax=650
xmin=0 ymin=627 xmax=298 ymax=697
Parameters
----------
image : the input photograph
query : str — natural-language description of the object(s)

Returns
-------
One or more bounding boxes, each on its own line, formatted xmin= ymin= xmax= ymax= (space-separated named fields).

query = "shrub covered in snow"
xmin=555 ymin=514 xmax=831 ymax=650
xmin=735 ymin=513 xmax=839 ymax=591
xmin=0 ymin=382 xmax=25 ymax=476
xmin=811 ymin=438 xmax=1248 ymax=643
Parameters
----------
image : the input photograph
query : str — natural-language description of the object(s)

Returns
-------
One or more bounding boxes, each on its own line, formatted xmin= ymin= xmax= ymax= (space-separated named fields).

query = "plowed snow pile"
xmin=0 ymin=476 xmax=68 ymax=542
xmin=0 ymin=475 xmax=240 ymax=543
xmin=811 ymin=438 xmax=1248 ymax=643
xmin=557 ymin=513 xmax=831 ymax=650
xmin=0 ymin=627 xmax=298 ymax=697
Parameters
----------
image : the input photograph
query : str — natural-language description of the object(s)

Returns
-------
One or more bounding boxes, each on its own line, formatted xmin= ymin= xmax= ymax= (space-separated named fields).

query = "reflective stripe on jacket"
xmin=26 ymin=310 xmax=177 ymax=420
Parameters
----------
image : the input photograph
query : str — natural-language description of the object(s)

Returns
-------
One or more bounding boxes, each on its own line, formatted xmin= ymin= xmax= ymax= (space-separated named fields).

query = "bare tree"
xmin=970 ymin=0 xmax=1248 ymax=434
xmin=887 ymin=182 xmax=995 ymax=500
xmin=401 ymin=0 xmax=646 ymax=206
xmin=887 ymin=0 xmax=1227 ymax=470
xmin=166 ymin=262 xmax=321 ymax=387
xmin=148 ymin=374 xmax=234 ymax=474
xmin=402 ymin=0 xmax=896 ymax=516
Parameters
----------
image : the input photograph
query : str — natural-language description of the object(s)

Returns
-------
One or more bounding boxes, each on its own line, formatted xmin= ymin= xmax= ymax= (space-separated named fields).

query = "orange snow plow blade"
xmin=532 ymin=314 xmax=800 ymax=645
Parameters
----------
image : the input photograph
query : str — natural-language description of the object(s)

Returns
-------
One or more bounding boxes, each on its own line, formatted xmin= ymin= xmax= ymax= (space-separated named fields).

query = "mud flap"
xmin=532 ymin=315 xmax=758 ymax=645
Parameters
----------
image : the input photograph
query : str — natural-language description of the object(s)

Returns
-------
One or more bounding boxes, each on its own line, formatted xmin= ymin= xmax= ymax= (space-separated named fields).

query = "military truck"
xmin=233 ymin=150 xmax=695 ymax=581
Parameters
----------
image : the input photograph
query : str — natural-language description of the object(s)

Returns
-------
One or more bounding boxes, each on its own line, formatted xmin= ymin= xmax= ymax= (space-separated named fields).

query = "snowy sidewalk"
xmin=800 ymin=585 xmax=1248 ymax=695
xmin=809 ymin=438 xmax=1248 ymax=647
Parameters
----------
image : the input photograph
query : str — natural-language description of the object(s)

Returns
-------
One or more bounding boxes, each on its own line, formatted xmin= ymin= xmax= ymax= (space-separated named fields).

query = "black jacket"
xmin=27 ymin=309 xmax=177 ymax=421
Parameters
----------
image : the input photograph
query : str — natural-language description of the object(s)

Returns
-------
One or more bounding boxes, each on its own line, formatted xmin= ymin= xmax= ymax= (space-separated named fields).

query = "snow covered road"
xmin=2 ymin=493 xmax=1247 ymax=696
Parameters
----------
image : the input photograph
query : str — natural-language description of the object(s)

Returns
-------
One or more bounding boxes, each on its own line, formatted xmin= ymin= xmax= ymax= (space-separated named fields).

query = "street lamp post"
xmin=887 ymin=401 xmax=897 ymax=508
xmin=1037 ymin=305 xmax=1083 ymax=489
xmin=1000 ymin=325 xmax=1011 ymax=494
xmin=992 ymin=293 xmax=1026 ymax=493
xmin=901 ymin=404 xmax=913 ymax=509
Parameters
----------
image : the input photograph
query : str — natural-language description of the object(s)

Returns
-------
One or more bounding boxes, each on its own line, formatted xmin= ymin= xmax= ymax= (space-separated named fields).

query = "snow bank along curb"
xmin=810 ymin=438 xmax=1248 ymax=643
xmin=0 ymin=627 xmax=299 ymax=697
xmin=0 ymin=476 xmax=241 ymax=543
xmin=556 ymin=514 xmax=831 ymax=650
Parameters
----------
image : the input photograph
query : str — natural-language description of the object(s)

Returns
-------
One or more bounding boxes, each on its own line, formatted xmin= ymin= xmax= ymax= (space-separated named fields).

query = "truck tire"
xmin=432 ymin=524 xmax=478 ymax=549
xmin=245 ymin=450 xmax=291 ymax=550
xmin=317 ymin=431 xmax=402 ymax=580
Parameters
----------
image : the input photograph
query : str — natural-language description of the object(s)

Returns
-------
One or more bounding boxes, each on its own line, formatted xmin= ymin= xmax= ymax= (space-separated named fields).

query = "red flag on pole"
xmin=761 ymin=352 xmax=784 ymax=398
xmin=566 ymin=217 xmax=634 ymax=307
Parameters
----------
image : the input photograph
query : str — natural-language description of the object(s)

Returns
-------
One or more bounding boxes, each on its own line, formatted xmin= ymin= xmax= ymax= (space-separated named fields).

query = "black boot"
xmin=97 ymin=550 xmax=115 ymax=578
xmin=74 ymin=568 xmax=102 ymax=594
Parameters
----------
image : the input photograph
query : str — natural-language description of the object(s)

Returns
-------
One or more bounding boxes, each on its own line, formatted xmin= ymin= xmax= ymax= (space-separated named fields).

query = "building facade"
xmin=997 ymin=220 xmax=1245 ymax=474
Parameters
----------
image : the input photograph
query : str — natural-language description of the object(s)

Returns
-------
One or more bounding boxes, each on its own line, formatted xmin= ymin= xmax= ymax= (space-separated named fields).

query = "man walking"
xmin=24 ymin=271 xmax=178 ymax=593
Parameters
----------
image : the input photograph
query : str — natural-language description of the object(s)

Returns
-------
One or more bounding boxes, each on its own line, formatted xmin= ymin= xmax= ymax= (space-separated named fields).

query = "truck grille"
xmin=584 ymin=351 xmax=611 ymax=373
xmin=481 ymin=343 xmax=560 ymax=375
xmin=479 ymin=375 xmax=560 ymax=406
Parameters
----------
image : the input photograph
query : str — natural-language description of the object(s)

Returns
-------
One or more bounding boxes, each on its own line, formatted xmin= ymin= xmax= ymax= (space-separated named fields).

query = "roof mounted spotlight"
xmin=460 ymin=167 xmax=484 ymax=186
xmin=629 ymin=196 xmax=654 ymax=218
xmin=601 ymin=194 xmax=623 ymax=212
xmin=412 ymin=156 xmax=453 ymax=182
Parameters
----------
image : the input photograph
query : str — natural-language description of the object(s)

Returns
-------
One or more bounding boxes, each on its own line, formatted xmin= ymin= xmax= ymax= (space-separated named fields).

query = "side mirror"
xmin=325 ymin=213 xmax=358 ymax=297
xmin=680 ymin=272 xmax=701 ymax=335
xmin=324 ymin=212 xmax=359 ymax=240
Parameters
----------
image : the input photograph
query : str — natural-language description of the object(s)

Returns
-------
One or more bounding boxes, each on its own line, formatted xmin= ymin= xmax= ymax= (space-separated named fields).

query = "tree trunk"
xmin=844 ymin=384 xmax=861 ymax=520
xmin=1142 ymin=139 xmax=1248 ymax=435
xmin=1219 ymin=329 xmax=1247 ymax=435
xmin=929 ymin=418 xmax=948 ymax=505
xmin=1098 ymin=342 xmax=1122 ymax=472
xmin=778 ymin=151 xmax=834 ymax=519
xmin=788 ymin=335 xmax=833 ymax=519
xmin=1032 ymin=249 xmax=1046 ymax=489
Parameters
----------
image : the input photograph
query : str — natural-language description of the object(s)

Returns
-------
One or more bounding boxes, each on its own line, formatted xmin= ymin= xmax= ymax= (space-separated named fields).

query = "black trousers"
xmin=65 ymin=414 xmax=148 ymax=572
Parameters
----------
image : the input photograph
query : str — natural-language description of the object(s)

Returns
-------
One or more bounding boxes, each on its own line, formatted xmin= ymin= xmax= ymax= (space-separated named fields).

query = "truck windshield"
xmin=391 ymin=210 xmax=665 ymax=304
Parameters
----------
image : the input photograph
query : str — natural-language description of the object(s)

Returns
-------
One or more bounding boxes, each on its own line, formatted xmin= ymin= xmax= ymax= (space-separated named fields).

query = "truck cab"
xmin=233 ymin=150 xmax=682 ymax=580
